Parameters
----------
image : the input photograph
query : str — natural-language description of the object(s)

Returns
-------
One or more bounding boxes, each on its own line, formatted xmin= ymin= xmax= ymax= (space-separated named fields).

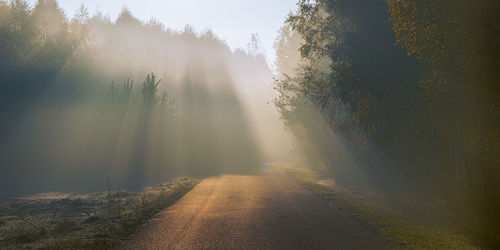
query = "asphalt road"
xmin=118 ymin=168 xmax=390 ymax=249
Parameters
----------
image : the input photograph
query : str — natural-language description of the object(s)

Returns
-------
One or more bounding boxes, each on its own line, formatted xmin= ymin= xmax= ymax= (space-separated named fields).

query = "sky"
xmin=28 ymin=0 xmax=299 ymax=66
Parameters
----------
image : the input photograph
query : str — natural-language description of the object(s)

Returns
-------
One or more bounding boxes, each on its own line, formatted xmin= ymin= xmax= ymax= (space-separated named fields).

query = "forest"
xmin=274 ymin=0 xmax=499 ymax=246
xmin=0 ymin=0 xmax=499 ymax=248
xmin=0 ymin=0 xmax=272 ymax=194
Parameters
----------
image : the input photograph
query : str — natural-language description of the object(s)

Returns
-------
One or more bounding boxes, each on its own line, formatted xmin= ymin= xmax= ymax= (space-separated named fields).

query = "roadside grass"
xmin=283 ymin=166 xmax=479 ymax=249
xmin=0 ymin=177 xmax=200 ymax=249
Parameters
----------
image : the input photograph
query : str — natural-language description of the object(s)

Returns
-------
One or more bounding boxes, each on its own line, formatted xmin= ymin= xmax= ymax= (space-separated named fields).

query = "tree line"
xmin=274 ymin=0 xmax=499 ymax=245
xmin=0 ymin=0 xmax=264 ymax=196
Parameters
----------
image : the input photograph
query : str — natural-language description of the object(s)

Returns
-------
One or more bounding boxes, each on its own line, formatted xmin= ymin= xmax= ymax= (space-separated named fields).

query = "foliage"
xmin=0 ymin=0 xmax=90 ymax=76
xmin=140 ymin=73 xmax=161 ymax=105
xmin=0 ymin=1 xmax=266 ymax=195
xmin=387 ymin=0 xmax=500 ymax=245
xmin=276 ymin=0 xmax=500 ymax=246
xmin=273 ymin=23 xmax=340 ymax=167
xmin=284 ymin=0 xmax=425 ymax=171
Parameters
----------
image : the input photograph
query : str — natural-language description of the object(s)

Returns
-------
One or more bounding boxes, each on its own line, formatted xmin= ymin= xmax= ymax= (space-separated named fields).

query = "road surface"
xmin=118 ymin=168 xmax=390 ymax=249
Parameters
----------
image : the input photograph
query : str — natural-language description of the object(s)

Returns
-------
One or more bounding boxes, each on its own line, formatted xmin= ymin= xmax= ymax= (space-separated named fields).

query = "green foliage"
xmin=277 ymin=0 xmax=500 ymax=246
xmin=0 ymin=0 xmax=93 ymax=100
xmin=284 ymin=0 xmax=425 ymax=162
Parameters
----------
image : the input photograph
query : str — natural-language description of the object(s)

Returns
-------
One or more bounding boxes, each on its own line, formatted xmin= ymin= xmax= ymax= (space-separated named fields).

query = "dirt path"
xmin=118 ymin=168 xmax=390 ymax=249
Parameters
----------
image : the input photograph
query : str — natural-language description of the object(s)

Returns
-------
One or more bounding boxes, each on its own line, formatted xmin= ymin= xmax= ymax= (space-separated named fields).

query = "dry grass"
xmin=283 ymin=166 xmax=480 ymax=249
xmin=0 ymin=178 xmax=200 ymax=249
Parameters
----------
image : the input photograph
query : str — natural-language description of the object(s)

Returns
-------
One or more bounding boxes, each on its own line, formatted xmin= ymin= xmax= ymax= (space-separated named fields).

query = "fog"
xmin=2 ymin=0 xmax=498 ymax=247
xmin=0 ymin=5 xmax=295 ymax=197
xmin=0 ymin=0 xmax=411 ymax=198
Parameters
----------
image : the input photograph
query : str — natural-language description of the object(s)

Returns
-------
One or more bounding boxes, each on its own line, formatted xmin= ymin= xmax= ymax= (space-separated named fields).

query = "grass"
xmin=283 ymin=166 xmax=480 ymax=249
xmin=0 ymin=177 xmax=200 ymax=249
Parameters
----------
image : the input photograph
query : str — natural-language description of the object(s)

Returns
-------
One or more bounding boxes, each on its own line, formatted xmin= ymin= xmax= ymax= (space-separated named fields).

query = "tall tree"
xmin=388 ymin=0 xmax=500 ymax=244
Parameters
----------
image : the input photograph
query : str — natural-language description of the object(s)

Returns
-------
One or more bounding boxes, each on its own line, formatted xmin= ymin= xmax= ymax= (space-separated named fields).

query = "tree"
xmin=287 ymin=0 xmax=424 ymax=161
xmin=141 ymin=72 xmax=161 ymax=106
xmin=0 ymin=0 xmax=35 ymax=69
xmin=388 ymin=0 xmax=500 ymax=244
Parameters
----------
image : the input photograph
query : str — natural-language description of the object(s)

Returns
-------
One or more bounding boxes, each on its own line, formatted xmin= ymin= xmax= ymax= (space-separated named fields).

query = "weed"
xmin=284 ymin=166 xmax=480 ymax=249
xmin=0 ymin=178 xmax=200 ymax=249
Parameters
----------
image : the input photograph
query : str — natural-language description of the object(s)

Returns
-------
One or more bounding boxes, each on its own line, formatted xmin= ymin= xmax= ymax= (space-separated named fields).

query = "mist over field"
xmin=0 ymin=0 xmax=499 ymax=248
xmin=0 ymin=4 xmax=294 ymax=196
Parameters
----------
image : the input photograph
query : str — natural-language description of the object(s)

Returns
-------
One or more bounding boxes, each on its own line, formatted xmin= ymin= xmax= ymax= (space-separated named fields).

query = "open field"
xmin=0 ymin=178 xmax=199 ymax=249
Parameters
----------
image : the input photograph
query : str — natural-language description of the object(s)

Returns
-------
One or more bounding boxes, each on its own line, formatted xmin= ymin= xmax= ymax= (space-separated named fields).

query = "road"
xmin=118 ymin=168 xmax=390 ymax=249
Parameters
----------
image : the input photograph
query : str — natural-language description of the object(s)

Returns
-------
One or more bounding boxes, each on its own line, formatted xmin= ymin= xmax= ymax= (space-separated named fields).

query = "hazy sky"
xmin=28 ymin=0 xmax=298 ymax=65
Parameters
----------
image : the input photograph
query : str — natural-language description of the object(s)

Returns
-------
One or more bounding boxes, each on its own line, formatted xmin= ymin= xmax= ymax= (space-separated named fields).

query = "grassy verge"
xmin=283 ymin=166 xmax=479 ymax=249
xmin=0 ymin=177 xmax=200 ymax=249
